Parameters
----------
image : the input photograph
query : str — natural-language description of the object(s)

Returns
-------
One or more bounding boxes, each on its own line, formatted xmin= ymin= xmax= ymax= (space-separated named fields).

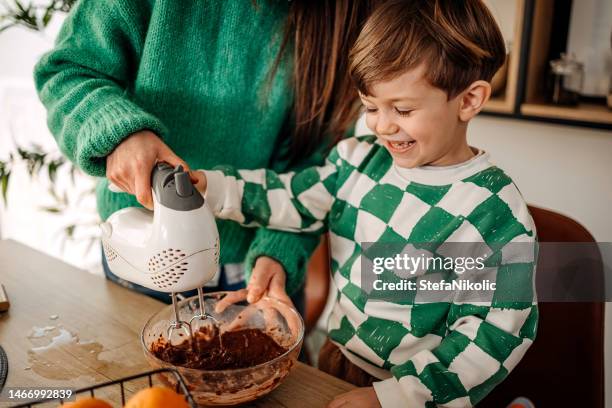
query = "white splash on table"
xmin=28 ymin=326 xmax=56 ymax=338
xmin=29 ymin=328 xmax=75 ymax=353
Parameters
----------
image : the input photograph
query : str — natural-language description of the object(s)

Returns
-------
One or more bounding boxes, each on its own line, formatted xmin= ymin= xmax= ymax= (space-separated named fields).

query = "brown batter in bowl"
xmin=141 ymin=292 xmax=304 ymax=406
xmin=151 ymin=327 xmax=287 ymax=370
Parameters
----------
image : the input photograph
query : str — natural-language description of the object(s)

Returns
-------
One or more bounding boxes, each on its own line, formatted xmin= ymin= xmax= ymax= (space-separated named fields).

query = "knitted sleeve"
xmin=242 ymin=124 xmax=355 ymax=295
xmin=244 ymin=126 xmax=355 ymax=295
xmin=374 ymin=239 xmax=539 ymax=408
xmin=242 ymin=228 xmax=321 ymax=296
xmin=33 ymin=0 xmax=164 ymax=177
xmin=239 ymin=123 xmax=330 ymax=296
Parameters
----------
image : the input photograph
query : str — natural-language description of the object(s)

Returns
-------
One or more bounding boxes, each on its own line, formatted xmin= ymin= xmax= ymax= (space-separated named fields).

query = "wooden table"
xmin=0 ymin=239 xmax=354 ymax=407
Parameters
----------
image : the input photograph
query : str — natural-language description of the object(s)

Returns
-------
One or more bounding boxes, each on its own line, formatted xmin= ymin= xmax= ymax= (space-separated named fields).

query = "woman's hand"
xmin=192 ymin=170 xmax=207 ymax=194
xmin=326 ymin=387 xmax=381 ymax=408
xmin=106 ymin=130 xmax=192 ymax=209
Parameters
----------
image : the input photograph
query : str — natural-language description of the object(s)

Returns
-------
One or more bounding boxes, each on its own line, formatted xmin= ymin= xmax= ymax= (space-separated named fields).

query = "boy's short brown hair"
xmin=349 ymin=0 xmax=506 ymax=99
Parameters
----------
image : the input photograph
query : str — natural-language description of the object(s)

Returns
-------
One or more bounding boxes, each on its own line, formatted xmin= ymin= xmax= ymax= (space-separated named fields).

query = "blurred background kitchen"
xmin=1 ymin=0 xmax=611 ymax=406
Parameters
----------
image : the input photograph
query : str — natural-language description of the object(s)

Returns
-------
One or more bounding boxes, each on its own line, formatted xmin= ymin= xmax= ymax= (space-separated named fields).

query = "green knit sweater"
xmin=33 ymin=0 xmax=321 ymax=295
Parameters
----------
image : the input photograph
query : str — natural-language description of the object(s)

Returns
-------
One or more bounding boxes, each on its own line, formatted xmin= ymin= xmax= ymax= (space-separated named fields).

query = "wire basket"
xmin=11 ymin=368 xmax=196 ymax=407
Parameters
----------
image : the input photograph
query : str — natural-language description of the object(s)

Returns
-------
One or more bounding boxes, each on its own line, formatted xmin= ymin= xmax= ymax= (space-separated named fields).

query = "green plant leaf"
xmin=69 ymin=164 xmax=77 ymax=183
xmin=0 ymin=0 xmax=75 ymax=33
xmin=1 ymin=171 xmax=10 ymax=204
xmin=14 ymin=1 xmax=28 ymax=14
xmin=42 ymin=6 xmax=53 ymax=26
xmin=40 ymin=206 xmax=61 ymax=213
xmin=48 ymin=160 xmax=57 ymax=182
xmin=65 ymin=224 xmax=75 ymax=238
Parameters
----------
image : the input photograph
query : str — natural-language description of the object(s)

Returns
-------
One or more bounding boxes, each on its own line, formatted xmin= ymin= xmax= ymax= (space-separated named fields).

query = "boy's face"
xmin=360 ymin=64 xmax=472 ymax=169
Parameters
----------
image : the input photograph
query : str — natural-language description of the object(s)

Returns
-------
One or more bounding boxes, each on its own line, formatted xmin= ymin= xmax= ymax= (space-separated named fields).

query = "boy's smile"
xmin=360 ymin=64 xmax=475 ymax=169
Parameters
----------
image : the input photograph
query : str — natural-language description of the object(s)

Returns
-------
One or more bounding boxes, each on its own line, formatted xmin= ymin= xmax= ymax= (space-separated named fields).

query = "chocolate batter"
xmin=151 ymin=327 xmax=287 ymax=370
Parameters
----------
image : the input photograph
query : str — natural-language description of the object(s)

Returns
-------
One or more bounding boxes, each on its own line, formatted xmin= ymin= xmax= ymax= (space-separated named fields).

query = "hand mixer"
xmin=100 ymin=163 xmax=220 ymax=344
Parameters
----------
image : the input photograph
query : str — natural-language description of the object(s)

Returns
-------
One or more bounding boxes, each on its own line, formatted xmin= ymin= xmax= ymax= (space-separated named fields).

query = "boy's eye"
xmin=395 ymin=108 xmax=413 ymax=116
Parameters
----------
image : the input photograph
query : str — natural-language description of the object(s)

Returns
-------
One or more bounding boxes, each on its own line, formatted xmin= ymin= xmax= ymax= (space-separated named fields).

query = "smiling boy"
xmin=195 ymin=0 xmax=538 ymax=406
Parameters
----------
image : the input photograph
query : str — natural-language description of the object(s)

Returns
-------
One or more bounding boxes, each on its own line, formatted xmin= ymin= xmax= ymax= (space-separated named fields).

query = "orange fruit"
xmin=124 ymin=386 xmax=189 ymax=408
xmin=60 ymin=397 xmax=113 ymax=408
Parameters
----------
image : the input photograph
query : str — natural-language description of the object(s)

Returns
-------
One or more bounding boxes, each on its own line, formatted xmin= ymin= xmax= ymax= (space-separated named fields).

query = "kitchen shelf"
xmin=482 ymin=0 xmax=526 ymax=114
xmin=481 ymin=0 xmax=612 ymax=130
xmin=521 ymin=102 xmax=612 ymax=124
xmin=485 ymin=97 xmax=514 ymax=114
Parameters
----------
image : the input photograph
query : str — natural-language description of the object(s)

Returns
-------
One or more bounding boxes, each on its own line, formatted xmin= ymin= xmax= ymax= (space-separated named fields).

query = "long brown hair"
xmin=274 ymin=1 xmax=379 ymax=163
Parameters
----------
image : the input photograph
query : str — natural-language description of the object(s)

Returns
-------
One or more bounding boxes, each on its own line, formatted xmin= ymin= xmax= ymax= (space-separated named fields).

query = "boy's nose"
xmin=375 ymin=114 xmax=399 ymax=136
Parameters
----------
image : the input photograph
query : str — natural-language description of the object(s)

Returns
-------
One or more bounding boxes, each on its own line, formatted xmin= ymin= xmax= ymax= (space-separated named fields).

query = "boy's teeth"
xmin=391 ymin=141 xmax=414 ymax=148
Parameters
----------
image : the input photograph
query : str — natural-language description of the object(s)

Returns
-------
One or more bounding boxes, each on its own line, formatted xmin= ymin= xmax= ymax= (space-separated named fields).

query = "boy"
xmin=195 ymin=0 xmax=537 ymax=406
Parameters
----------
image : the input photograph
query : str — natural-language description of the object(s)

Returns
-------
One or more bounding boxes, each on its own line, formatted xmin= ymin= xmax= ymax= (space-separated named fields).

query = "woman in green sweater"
xmin=33 ymin=0 xmax=374 ymax=306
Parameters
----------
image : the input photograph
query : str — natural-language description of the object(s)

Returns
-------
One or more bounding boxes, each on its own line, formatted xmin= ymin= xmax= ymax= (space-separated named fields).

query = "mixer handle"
xmin=151 ymin=163 xmax=205 ymax=211
xmin=107 ymin=162 xmax=204 ymax=211
xmin=157 ymin=164 xmax=191 ymax=197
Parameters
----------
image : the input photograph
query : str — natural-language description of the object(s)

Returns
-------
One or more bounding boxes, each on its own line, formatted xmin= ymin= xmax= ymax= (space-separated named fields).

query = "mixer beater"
xmin=168 ymin=287 xmax=221 ymax=345
xmin=101 ymin=163 xmax=221 ymax=345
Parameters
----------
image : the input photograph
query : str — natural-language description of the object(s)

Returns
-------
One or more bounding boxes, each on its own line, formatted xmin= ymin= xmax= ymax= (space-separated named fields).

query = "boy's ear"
xmin=458 ymin=80 xmax=491 ymax=122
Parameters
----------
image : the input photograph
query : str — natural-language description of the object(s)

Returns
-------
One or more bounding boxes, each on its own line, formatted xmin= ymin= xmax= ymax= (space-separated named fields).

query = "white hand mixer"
xmin=100 ymin=163 xmax=220 ymax=343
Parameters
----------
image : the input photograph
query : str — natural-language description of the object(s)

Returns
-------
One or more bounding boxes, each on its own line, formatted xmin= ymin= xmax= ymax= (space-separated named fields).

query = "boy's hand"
xmin=214 ymin=256 xmax=292 ymax=314
xmin=214 ymin=257 xmax=299 ymax=334
xmin=327 ymin=387 xmax=381 ymax=408
xmin=247 ymin=256 xmax=292 ymax=305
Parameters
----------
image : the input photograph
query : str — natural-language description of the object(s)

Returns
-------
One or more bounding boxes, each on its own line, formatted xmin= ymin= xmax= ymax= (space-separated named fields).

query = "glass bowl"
xmin=141 ymin=291 xmax=304 ymax=406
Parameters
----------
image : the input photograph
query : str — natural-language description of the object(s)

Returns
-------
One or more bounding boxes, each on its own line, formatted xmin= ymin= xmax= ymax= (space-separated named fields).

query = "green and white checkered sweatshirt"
xmin=203 ymin=135 xmax=538 ymax=407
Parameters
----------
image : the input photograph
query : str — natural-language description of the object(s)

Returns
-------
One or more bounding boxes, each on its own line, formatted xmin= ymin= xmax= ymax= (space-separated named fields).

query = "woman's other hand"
xmin=106 ymin=130 xmax=191 ymax=209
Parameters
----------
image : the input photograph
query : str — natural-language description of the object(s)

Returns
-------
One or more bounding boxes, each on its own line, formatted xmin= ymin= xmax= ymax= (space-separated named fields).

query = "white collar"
xmin=393 ymin=148 xmax=492 ymax=185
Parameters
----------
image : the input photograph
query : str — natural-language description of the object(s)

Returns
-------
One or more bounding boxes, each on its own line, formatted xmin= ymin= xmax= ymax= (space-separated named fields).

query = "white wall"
xmin=469 ymin=116 xmax=612 ymax=242
xmin=470 ymin=116 xmax=612 ymax=408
